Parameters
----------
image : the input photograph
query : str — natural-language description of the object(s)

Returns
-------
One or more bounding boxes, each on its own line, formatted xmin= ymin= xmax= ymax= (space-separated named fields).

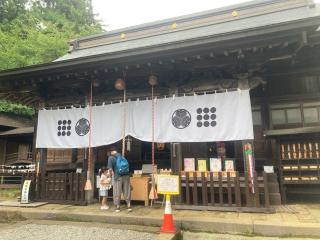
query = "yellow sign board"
xmin=157 ymin=175 xmax=180 ymax=195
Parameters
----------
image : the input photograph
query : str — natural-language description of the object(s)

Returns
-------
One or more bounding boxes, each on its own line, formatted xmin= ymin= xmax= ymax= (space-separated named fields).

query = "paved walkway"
xmin=1 ymin=203 xmax=320 ymax=237
xmin=0 ymin=220 xmax=158 ymax=240
xmin=183 ymin=231 xmax=320 ymax=240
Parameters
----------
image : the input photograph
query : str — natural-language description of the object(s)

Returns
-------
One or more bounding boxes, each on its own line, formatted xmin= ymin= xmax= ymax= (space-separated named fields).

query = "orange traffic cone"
xmin=160 ymin=195 xmax=176 ymax=233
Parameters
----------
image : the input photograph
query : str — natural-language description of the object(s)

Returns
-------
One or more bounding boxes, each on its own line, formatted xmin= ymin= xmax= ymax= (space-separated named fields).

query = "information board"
xmin=21 ymin=180 xmax=31 ymax=204
xmin=157 ymin=175 xmax=180 ymax=195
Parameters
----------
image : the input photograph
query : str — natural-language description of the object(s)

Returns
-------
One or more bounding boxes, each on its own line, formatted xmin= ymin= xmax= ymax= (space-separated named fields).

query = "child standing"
xmin=99 ymin=167 xmax=112 ymax=210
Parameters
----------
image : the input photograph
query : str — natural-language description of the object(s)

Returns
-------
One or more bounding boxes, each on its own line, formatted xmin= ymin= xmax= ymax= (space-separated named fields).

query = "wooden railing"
xmin=0 ymin=173 xmax=23 ymax=188
xmin=175 ymin=171 xmax=273 ymax=213
xmin=21 ymin=171 xmax=274 ymax=210
xmin=22 ymin=172 xmax=86 ymax=205
xmin=6 ymin=152 xmax=32 ymax=164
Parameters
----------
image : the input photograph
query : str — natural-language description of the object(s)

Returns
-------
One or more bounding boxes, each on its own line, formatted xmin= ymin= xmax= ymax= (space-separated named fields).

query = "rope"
xmin=151 ymin=85 xmax=155 ymax=166
xmin=150 ymin=84 xmax=158 ymax=204
xmin=88 ymin=80 xmax=93 ymax=179
xmin=122 ymin=72 xmax=127 ymax=157
xmin=122 ymin=88 xmax=126 ymax=156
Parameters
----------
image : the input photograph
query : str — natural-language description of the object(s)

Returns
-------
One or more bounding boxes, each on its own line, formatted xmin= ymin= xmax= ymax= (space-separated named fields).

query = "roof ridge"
xmin=74 ymin=0 xmax=303 ymax=43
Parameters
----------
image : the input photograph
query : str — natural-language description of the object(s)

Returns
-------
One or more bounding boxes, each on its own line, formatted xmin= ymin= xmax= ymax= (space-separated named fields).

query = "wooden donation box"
xmin=123 ymin=165 xmax=153 ymax=206
xmin=130 ymin=176 xmax=150 ymax=206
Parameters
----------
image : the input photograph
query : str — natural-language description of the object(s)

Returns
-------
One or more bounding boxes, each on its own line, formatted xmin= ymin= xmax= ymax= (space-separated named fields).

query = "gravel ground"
xmin=0 ymin=222 xmax=157 ymax=240
xmin=183 ymin=231 xmax=319 ymax=240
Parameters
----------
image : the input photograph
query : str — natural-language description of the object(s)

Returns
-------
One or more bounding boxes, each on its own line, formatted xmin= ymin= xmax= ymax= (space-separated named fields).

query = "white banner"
xmin=36 ymin=90 xmax=253 ymax=148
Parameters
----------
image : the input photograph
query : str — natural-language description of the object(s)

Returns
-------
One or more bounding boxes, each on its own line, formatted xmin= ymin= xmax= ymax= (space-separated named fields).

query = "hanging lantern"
xmin=126 ymin=136 xmax=132 ymax=152
xmin=115 ymin=78 xmax=126 ymax=90
xmin=148 ymin=74 xmax=158 ymax=86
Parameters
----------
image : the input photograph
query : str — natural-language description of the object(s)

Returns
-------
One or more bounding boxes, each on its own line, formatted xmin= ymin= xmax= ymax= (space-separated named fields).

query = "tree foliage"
xmin=0 ymin=100 xmax=35 ymax=117
xmin=0 ymin=0 xmax=102 ymax=70
xmin=0 ymin=0 xmax=102 ymax=116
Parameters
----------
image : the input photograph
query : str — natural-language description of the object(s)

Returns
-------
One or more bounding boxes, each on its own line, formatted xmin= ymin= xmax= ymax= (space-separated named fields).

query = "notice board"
xmin=157 ymin=175 xmax=180 ymax=195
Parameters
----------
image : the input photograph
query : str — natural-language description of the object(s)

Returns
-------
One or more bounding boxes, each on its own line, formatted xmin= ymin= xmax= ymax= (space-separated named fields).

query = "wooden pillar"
xmin=171 ymin=143 xmax=182 ymax=205
xmin=32 ymin=111 xmax=38 ymax=164
xmin=39 ymin=148 xmax=47 ymax=175
xmin=0 ymin=137 xmax=7 ymax=165
xmin=171 ymin=143 xmax=182 ymax=174
xmin=276 ymin=137 xmax=286 ymax=204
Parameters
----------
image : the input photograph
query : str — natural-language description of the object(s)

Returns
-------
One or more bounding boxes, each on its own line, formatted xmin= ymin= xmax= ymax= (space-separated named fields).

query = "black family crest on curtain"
xmin=57 ymin=118 xmax=90 ymax=137
xmin=57 ymin=120 xmax=72 ymax=136
xmin=196 ymin=107 xmax=217 ymax=127
xmin=171 ymin=109 xmax=191 ymax=129
xmin=75 ymin=118 xmax=90 ymax=136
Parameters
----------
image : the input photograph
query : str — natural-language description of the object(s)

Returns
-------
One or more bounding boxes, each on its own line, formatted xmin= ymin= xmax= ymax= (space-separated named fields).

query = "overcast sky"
xmin=92 ymin=0 xmax=320 ymax=30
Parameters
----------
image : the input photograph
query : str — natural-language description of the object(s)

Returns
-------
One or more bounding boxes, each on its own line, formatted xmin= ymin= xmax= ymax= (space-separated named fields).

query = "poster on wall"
xmin=224 ymin=159 xmax=235 ymax=171
xmin=184 ymin=158 xmax=195 ymax=172
xmin=210 ymin=158 xmax=222 ymax=172
xmin=197 ymin=159 xmax=207 ymax=172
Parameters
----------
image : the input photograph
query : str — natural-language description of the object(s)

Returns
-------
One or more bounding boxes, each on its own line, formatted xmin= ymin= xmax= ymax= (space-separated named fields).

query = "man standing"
xmin=107 ymin=148 xmax=132 ymax=212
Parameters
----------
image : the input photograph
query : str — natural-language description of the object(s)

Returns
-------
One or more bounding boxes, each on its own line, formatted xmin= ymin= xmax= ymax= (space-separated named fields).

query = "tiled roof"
xmin=55 ymin=0 xmax=320 ymax=62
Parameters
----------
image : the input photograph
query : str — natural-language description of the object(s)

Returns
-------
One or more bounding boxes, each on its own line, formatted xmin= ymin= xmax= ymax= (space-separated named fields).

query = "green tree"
xmin=0 ymin=0 xmax=102 ymax=70
xmin=0 ymin=0 xmax=103 ymax=116
xmin=0 ymin=0 xmax=28 ymax=22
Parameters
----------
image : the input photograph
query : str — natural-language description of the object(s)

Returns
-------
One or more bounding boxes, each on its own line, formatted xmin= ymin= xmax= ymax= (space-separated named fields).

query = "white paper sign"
xmin=21 ymin=180 xmax=31 ymax=204
xmin=264 ymin=166 xmax=274 ymax=173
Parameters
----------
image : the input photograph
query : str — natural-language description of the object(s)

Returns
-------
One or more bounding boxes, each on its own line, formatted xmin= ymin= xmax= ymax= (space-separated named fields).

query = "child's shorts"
xmin=99 ymin=189 xmax=108 ymax=197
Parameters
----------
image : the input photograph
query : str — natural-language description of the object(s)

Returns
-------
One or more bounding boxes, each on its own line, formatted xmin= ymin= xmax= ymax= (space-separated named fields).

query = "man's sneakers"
xmin=115 ymin=206 xmax=121 ymax=213
xmin=114 ymin=204 xmax=132 ymax=212
xmin=100 ymin=205 xmax=109 ymax=210
xmin=127 ymin=204 xmax=132 ymax=212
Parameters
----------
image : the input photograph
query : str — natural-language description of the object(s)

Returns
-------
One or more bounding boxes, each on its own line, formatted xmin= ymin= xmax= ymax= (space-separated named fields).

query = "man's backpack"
xmin=115 ymin=154 xmax=129 ymax=176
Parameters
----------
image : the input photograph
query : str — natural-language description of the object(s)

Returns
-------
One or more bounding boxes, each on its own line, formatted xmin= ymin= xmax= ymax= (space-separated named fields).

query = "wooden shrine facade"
xmin=0 ymin=0 xmax=320 ymax=206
